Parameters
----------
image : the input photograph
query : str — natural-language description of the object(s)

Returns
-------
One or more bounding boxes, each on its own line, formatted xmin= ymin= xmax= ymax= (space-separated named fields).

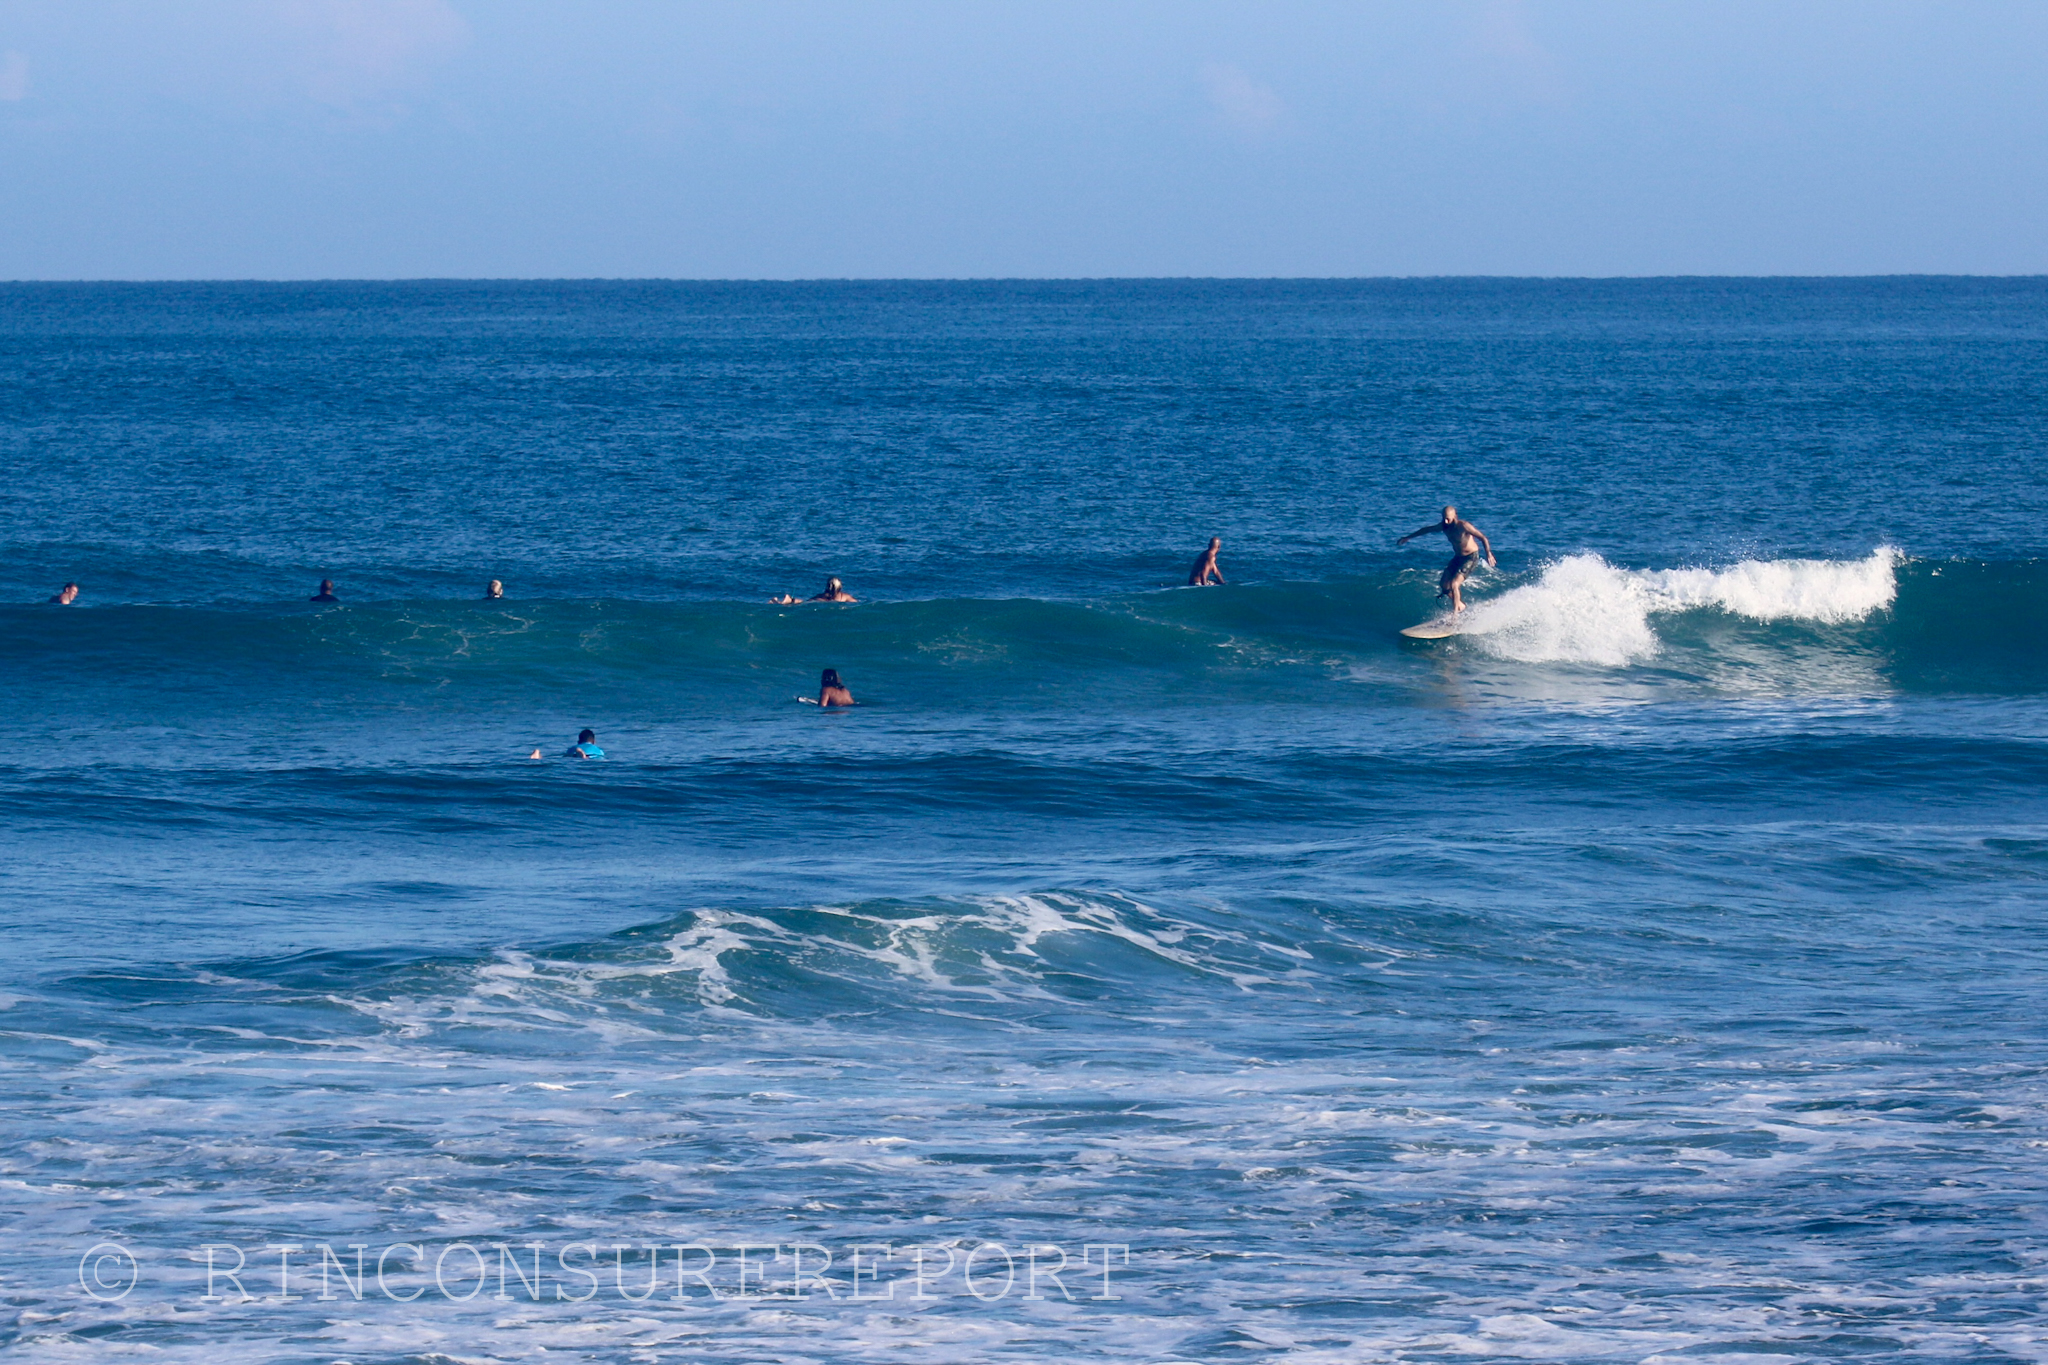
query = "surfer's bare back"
xmin=1397 ymin=506 xmax=1495 ymax=613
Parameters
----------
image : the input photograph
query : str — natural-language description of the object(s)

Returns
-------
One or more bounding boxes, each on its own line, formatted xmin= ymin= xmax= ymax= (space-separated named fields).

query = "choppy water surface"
xmin=2 ymin=280 xmax=2046 ymax=1364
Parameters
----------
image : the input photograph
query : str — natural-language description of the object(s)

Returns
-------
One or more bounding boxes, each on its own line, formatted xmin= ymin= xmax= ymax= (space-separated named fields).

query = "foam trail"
xmin=1458 ymin=549 xmax=1899 ymax=665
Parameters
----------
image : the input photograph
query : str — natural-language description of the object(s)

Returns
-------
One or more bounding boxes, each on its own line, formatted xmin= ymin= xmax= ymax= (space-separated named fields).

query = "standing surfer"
xmin=1397 ymin=507 xmax=1495 ymax=613
xmin=1188 ymin=537 xmax=1225 ymax=586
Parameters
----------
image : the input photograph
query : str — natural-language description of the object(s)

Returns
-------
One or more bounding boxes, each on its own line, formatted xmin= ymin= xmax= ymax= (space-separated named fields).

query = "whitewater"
xmin=4 ymin=279 xmax=2047 ymax=1365
xmin=1451 ymin=548 xmax=1901 ymax=665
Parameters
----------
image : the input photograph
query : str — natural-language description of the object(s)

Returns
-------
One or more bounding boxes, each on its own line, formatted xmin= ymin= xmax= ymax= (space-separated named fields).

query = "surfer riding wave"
xmin=1399 ymin=506 xmax=1495 ymax=613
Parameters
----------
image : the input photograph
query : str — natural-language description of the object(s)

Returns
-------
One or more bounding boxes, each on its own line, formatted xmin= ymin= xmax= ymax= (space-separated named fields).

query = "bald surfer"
xmin=1397 ymin=506 xmax=1495 ymax=613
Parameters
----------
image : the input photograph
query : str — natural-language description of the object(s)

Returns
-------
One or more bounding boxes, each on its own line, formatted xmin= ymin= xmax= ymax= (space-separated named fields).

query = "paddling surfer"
xmin=771 ymin=576 xmax=857 ymax=605
xmin=797 ymin=668 xmax=856 ymax=708
xmin=1188 ymin=537 xmax=1225 ymax=586
xmin=1397 ymin=506 xmax=1495 ymax=613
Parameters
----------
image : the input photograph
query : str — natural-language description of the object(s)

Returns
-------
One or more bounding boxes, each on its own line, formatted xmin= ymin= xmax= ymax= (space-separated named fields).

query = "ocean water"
xmin=2 ymin=278 xmax=2046 ymax=1364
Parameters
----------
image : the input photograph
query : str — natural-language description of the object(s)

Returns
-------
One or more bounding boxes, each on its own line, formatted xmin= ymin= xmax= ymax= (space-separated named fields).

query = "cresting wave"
xmin=3 ymin=553 xmax=2044 ymax=705
xmin=1454 ymin=548 xmax=1902 ymax=665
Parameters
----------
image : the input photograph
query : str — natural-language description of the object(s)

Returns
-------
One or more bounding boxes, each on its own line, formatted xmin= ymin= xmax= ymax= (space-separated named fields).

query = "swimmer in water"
xmin=483 ymin=579 xmax=504 ymax=600
xmin=1397 ymin=506 xmax=1496 ymax=614
xmin=1188 ymin=537 xmax=1224 ymax=586
xmin=309 ymin=579 xmax=339 ymax=603
xmin=771 ymin=576 xmax=858 ymax=605
xmin=566 ymin=728 xmax=605 ymax=758
xmin=798 ymin=669 xmax=856 ymax=707
xmin=46 ymin=582 xmax=79 ymax=605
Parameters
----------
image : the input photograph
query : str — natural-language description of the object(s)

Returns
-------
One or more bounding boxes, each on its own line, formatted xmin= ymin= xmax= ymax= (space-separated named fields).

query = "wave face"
xmin=6 ymin=281 xmax=2048 ymax=1364
xmin=0 ymin=556 xmax=2042 ymax=741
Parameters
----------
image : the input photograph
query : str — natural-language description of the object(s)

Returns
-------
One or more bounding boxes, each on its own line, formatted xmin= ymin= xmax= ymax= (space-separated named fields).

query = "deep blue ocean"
xmin=3 ymin=279 xmax=2046 ymax=1364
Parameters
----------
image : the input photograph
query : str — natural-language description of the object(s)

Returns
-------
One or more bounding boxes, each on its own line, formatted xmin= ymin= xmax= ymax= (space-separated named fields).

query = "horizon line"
xmin=5 ymin=272 xmax=2048 ymax=287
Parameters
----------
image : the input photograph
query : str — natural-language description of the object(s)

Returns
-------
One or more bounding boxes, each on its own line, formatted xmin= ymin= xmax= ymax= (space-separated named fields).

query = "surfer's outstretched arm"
xmin=1396 ymin=524 xmax=1439 ymax=545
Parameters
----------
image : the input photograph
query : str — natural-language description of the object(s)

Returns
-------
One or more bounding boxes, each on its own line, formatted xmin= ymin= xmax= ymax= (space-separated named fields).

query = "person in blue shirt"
xmin=567 ymin=729 xmax=605 ymax=759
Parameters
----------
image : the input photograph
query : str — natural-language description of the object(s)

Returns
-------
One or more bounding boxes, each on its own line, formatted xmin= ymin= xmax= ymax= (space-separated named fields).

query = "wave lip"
xmin=1456 ymin=549 xmax=1900 ymax=665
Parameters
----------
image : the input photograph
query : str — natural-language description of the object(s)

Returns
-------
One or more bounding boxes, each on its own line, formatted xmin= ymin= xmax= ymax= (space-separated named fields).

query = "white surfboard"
xmin=1399 ymin=619 xmax=1460 ymax=640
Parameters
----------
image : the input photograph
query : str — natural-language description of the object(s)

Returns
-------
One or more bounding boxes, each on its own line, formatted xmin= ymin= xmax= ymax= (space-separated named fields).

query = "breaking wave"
xmin=1454 ymin=549 xmax=1901 ymax=665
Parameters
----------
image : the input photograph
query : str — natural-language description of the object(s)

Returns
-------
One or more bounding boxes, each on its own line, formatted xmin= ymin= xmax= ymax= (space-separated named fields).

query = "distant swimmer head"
xmin=820 ymin=669 xmax=843 ymax=690
xmin=578 ymin=729 xmax=596 ymax=744
xmin=826 ymin=578 xmax=843 ymax=593
xmin=485 ymin=579 xmax=503 ymax=599
xmin=310 ymin=579 xmax=338 ymax=602
xmin=48 ymin=582 xmax=79 ymax=605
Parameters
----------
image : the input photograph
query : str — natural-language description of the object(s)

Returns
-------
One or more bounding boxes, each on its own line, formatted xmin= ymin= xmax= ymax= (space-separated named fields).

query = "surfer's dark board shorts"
xmin=1440 ymin=551 xmax=1479 ymax=591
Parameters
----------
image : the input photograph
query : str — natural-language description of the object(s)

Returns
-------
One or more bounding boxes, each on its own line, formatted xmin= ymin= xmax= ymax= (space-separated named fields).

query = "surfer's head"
xmin=821 ymin=668 xmax=844 ymax=690
xmin=577 ymin=729 xmax=596 ymax=744
xmin=826 ymin=578 xmax=842 ymax=593
xmin=1442 ymin=506 xmax=1457 ymax=523
xmin=485 ymin=579 xmax=503 ymax=598
xmin=1209 ymin=537 xmax=1221 ymax=550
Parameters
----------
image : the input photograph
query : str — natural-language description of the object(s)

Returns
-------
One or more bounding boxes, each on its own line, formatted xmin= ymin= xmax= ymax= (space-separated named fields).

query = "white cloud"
xmin=1201 ymin=62 xmax=1284 ymax=137
xmin=0 ymin=51 xmax=29 ymax=102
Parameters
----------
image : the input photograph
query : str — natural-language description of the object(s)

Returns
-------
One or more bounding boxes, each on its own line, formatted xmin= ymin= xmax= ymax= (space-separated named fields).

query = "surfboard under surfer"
xmin=1397 ymin=506 xmax=1495 ymax=613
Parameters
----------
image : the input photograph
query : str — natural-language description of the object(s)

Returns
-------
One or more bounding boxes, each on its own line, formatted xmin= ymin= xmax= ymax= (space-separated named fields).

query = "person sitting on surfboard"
xmin=771 ymin=576 xmax=857 ymax=605
xmin=798 ymin=669 xmax=856 ymax=708
xmin=1397 ymin=506 xmax=1495 ymax=613
xmin=1188 ymin=537 xmax=1225 ymax=586
xmin=566 ymin=728 xmax=605 ymax=758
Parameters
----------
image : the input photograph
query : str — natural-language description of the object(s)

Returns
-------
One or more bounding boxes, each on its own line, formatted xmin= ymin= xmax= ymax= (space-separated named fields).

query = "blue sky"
xmin=2 ymin=0 xmax=2045 ymax=278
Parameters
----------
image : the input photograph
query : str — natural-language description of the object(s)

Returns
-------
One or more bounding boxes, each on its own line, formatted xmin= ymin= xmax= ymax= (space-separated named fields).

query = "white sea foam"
xmin=1454 ymin=549 xmax=1900 ymax=665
